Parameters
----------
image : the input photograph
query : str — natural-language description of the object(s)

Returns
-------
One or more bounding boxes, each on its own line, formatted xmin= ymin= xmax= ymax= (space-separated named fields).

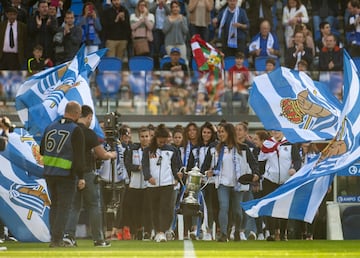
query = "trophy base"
xmin=179 ymin=202 xmax=202 ymax=217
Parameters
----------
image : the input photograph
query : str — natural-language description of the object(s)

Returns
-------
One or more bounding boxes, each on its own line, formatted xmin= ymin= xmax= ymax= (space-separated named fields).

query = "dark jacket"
xmin=318 ymin=46 xmax=343 ymax=71
xmin=0 ymin=20 xmax=27 ymax=67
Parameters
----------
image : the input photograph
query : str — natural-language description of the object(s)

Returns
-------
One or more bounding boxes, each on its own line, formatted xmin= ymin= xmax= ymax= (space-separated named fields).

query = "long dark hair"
xmin=216 ymin=122 xmax=239 ymax=154
xmin=182 ymin=122 xmax=199 ymax=146
xmin=198 ymin=121 xmax=217 ymax=145
xmin=149 ymin=124 xmax=170 ymax=153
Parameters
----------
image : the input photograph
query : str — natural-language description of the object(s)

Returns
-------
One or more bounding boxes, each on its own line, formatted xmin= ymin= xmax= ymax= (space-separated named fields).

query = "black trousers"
xmin=0 ymin=53 xmax=20 ymax=70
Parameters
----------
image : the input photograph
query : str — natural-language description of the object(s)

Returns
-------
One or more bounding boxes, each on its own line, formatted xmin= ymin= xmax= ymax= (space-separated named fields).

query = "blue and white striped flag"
xmin=16 ymin=46 xmax=107 ymax=143
xmin=0 ymin=130 xmax=50 ymax=242
xmin=243 ymin=51 xmax=360 ymax=223
xmin=249 ymin=67 xmax=343 ymax=142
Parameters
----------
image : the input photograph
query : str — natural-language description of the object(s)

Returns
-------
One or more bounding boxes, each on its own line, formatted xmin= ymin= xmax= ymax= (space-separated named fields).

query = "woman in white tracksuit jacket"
xmin=203 ymin=122 xmax=259 ymax=242
xmin=259 ymin=130 xmax=301 ymax=241
xmin=142 ymin=124 xmax=182 ymax=242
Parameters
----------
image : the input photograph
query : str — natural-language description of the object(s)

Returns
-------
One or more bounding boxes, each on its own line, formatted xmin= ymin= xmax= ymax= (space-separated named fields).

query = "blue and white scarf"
xmin=249 ymin=32 xmax=277 ymax=58
xmin=218 ymin=7 xmax=239 ymax=48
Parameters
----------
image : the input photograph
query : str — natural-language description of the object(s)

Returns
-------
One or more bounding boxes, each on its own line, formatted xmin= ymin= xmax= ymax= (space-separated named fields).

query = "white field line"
xmin=184 ymin=240 xmax=196 ymax=258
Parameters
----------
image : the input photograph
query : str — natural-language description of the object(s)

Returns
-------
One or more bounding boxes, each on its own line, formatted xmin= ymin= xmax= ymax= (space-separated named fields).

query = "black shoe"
xmin=234 ymin=231 xmax=240 ymax=241
xmin=143 ymin=232 xmax=150 ymax=241
xmin=280 ymin=234 xmax=288 ymax=241
xmin=137 ymin=230 xmax=143 ymax=240
xmin=63 ymin=234 xmax=77 ymax=247
xmin=217 ymin=233 xmax=228 ymax=242
xmin=266 ymin=235 xmax=276 ymax=241
xmin=49 ymin=240 xmax=67 ymax=248
xmin=94 ymin=240 xmax=111 ymax=247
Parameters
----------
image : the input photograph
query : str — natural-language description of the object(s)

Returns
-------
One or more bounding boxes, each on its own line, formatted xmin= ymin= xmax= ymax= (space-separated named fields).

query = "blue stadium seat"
xmin=224 ymin=56 xmax=235 ymax=71
xmin=96 ymin=57 xmax=122 ymax=100
xmin=70 ymin=1 xmax=84 ymax=17
xmin=128 ymin=56 xmax=154 ymax=95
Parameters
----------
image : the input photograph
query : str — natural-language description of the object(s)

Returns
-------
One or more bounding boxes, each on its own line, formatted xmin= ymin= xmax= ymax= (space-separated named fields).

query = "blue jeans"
xmin=217 ymin=185 xmax=242 ymax=235
xmin=46 ymin=176 xmax=76 ymax=243
xmin=65 ymin=172 xmax=104 ymax=241
xmin=239 ymin=191 xmax=257 ymax=236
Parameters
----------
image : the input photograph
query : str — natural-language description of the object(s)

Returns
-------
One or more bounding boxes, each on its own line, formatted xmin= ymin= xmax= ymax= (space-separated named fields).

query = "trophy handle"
xmin=178 ymin=166 xmax=187 ymax=186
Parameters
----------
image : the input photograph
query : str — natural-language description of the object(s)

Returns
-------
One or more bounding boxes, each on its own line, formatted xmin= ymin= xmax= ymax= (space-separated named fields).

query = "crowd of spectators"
xmin=0 ymin=0 xmax=356 ymax=115
xmin=0 ymin=0 xmax=353 ymax=70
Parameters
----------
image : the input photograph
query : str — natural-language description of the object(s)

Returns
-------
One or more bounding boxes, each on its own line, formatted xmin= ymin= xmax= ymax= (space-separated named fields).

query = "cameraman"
xmin=63 ymin=105 xmax=116 ymax=247
xmin=99 ymin=124 xmax=132 ymax=240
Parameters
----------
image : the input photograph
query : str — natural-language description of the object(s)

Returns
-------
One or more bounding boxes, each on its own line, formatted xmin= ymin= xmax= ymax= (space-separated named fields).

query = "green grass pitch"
xmin=1 ymin=240 xmax=360 ymax=258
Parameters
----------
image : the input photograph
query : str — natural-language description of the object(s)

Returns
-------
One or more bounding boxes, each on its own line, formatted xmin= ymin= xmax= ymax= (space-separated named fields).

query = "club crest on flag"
xmin=280 ymin=90 xmax=331 ymax=125
xmin=9 ymin=183 xmax=51 ymax=218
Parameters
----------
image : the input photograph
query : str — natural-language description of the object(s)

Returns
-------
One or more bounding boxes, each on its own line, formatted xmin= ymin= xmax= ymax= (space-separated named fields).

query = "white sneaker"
xmin=154 ymin=233 xmax=160 ymax=242
xmin=265 ymin=230 xmax=270 ymax=239
xmin=257 ymin=233 xmax=265 ymax=240
xmin=0 ymin=246 xmax=7 ymax=251
xmin=240 ymin=232 xmax=247 ymax=241
xmin=202 ymin=232 xmax=212 ymax=241
xmin=248 ymin=231 xmax=257 ymax=240
xmin=165 ymin=230 xmax=175 ymax=241
xmin=156 ymin=232 xmax=167 ymax=243
xmin=189 ymin=231 xmax=197 ymax=240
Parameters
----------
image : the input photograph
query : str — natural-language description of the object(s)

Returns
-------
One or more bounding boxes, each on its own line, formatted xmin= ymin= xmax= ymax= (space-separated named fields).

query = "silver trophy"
xmin=180 ymin=166 xmax=204 ymax=215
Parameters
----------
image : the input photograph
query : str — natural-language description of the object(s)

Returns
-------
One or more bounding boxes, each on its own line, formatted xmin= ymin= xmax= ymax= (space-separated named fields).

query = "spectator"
xmin=282 ymin=0 xmax=309 ymax=48
xmin=48 ymin=1 xmax=65 ymax=26
xmin=288 ymin=23 xmax=316 ymax=57
xmin=188 ymin=0 xmax=214 ymax=41
xmin=228 ymin=51 xmax=251 ymax=113
xmin=53 ymin=10 xmax=82 ymax=64
xmin=1 ymin=0 xmax=28 ymax=24
xmin=27 ymin=44 xmax=53 ymax=75
xmin=248 ymin=19 xmax=280 ymax=60
xmin=101 ymin=0 xmax=131 ymax=60
xmin=162 ymin=47 xmax=188 ymax=73
xmin=297 ymin=59 xmax=309 ymax=73
xmin=265 ymin=58 xmax=276 ymax=73
xmin=77 ymin=2 xmax=102 ymax=55
xmin=40 ymin=101 xmax=86 ymax=248
xmin=28 ymin=0 xmax=58 ymax=62
xmin=247 ymin=0 xmax=275 ymax=39
xmin=163 ymin=0 xmax=189 ymax=62
xmin=346 ymin=0 xmax=360 ymax=57
xmin=0 ymin=6 xmax=27 ymax=70
xmin=285 ymin=31 xmax=313 ymax=70
xmin=149 ymin=0 xmax=170 ymax=68
xmin=142 ymin=124 xmax=182 ymax=243
xmin=315 ymin=21 xmax=342 ymax=54
xmin=319 ymin=34 xmax=343 ymax=71
xmin=213 ymin=0 xmax=249 ymax=56
xmin=310 ymin=0 xmax=339 ymax=41
xmin=130 ymin=0 xmax=155 ymax=56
